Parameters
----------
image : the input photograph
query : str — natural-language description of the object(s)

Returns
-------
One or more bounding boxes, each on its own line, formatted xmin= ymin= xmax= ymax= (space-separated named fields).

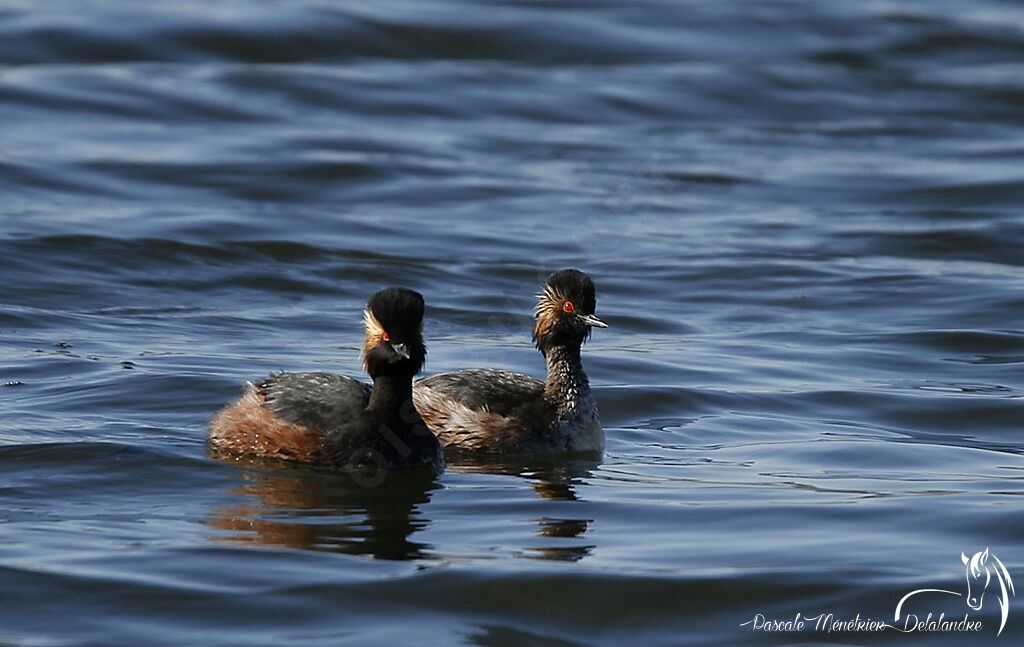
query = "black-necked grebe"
xmin=209 ymin=287 xmax=443 ymax=470
xmin=413 ymin=269 xmax=607 ymax=453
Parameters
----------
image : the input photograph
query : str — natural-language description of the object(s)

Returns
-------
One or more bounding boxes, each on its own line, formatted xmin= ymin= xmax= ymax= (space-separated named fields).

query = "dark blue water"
xmin=2 ymin=1 xmax=1023 ymax=645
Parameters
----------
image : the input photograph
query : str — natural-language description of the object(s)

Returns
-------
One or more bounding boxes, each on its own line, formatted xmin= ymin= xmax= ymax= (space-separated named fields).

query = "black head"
xmin=363 ymin=287 xmax=426 ymax=378
xmin=533 ymin=269 xmax=607 ymax=353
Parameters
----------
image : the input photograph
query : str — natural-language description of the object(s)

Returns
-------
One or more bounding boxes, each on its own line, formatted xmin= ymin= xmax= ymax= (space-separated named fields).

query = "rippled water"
xmin=2 ymin=1 xmax=1023 ymax=645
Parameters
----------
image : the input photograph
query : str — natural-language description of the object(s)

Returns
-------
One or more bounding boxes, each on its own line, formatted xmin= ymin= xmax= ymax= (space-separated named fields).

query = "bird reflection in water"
xmin=447 ymin=452 xmax=600 ymax=562
xmin=207 ymin=457 xmax=440 ymax=560
xmin=210 ymin=453 xmax=599 ymax=562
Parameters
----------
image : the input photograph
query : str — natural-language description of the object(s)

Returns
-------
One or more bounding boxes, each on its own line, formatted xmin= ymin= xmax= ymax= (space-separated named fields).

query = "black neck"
xmin=543 ymin=343 xmax=590 ymax=402
xmin=367 ymin=372 xmax=415 ymax=415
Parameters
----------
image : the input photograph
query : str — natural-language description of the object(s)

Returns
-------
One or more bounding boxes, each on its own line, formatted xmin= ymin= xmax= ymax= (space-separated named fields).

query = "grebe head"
xmin=533 ymin=269 xmax=607 ymax=353
xmin=363 ymin=287 xmax=426 ymax=378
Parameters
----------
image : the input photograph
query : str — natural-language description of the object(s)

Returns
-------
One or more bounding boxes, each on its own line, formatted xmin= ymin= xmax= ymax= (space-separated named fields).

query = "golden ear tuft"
xmin=533 ymin=284 xmax=568 ymax=341
xmin=362 ymin=308 xmax=389 ymax=367
xmin=363 ymin=308 xmax=386 ymax=337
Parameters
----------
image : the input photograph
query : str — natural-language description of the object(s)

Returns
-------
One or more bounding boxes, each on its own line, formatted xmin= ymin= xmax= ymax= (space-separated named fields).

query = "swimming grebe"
xmin=209 ymin=287 xmax=443 ymax=470
xmin=413 ymin=269 xmax=607 ymax=453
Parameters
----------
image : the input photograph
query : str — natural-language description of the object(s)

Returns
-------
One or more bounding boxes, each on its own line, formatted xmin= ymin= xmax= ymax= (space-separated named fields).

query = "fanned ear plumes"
xmin=362 ymin=308 xmax=388 ymax=371
xmin=533 ymin=282 xmax=568 ymax=347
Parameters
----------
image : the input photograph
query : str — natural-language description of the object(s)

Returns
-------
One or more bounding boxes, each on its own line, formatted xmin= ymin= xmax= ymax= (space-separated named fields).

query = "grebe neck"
xmin=543 ymin=344 xmax=591 ymax=418
xmin=367 ymin=373 xmax=415 ymax=415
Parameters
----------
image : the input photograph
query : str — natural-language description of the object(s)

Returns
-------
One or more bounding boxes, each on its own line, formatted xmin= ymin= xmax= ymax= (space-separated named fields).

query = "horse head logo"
xmin=897 ymin=548 xmax=1015 ymax=636
xmin=962 ymin=548 xmax=1015 ymax=629
xmin=963 ymin=548 xmax=991 ymax=610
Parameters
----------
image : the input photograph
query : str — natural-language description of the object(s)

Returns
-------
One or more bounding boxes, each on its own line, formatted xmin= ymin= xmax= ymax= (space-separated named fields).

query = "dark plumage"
xmin=413 ymin=269 xmax=607 ymax=453
xmin=209 ymin=287 xmax=443 ymax=470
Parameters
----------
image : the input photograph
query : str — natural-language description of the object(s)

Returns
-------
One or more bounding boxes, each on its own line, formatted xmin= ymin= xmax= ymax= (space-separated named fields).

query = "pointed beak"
xmin=578 ymin=313 xmax=608 ymax=328
xmin=390 ymin=342 xmax=410 ymax=359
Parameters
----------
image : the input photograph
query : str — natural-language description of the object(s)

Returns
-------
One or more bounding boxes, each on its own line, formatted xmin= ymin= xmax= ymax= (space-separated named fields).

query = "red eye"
xmin=563 ymin=301 xmax=574 ymax=314
xmin=382 ymin=332 xmax=390 ymax=341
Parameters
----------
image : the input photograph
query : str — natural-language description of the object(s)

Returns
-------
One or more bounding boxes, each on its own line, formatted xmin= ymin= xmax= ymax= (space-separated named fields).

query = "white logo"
xmin=896 ymin=548 xmax=1016 ymax=636
xmin=741 ymin=548 xmax=1015 ymax=637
